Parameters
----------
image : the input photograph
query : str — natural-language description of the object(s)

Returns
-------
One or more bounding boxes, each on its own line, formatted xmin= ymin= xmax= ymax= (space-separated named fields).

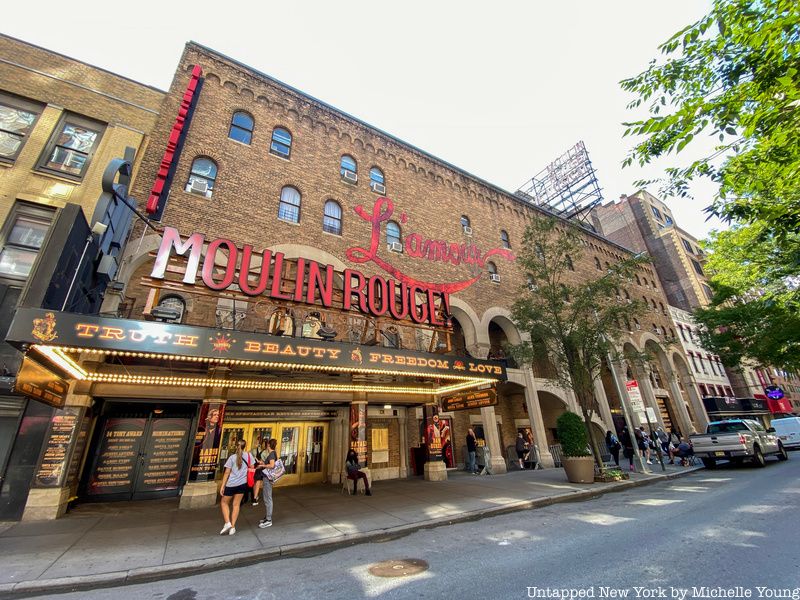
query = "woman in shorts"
xmin=219 ymin=438 xmax=252 ymax=535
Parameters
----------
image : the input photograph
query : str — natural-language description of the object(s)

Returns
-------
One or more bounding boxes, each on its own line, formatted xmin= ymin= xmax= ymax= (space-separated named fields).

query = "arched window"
xmin=229 ymin=111 xmax=254 ymax=144
xmin=500 ymin=230 xmax=511 ymax=249
xmin=461 ymin=215 xmax=471 ymax=233
xmin=535 ymin=243 xmax=545 ymax=260
xmin=594 ymin=257 xmax=602 ymax=270
xmin=186 ymin=157 xmax=217 ymax=196
xmin=651 ymin=299 xmax=657 ymax=310
xmin=635 ymin=274 xmax=641 ymax=285
xmin=278 ymin=186 xmax=301 ymax=223
xmin=340 ymin=155 xmax=357 ymax=181
xmin=487 ymin=262 xmax=499 ymax=282
xmin=369 ymin=166 xmax=385 ymax=192
xmin=560 ymin=284 xmax=570 ymax=302
xmin=386 ymin=220 xmax=402 ymax=246
xmin=633 ymin=318 xmax=641 ymax=330
xmin=566 ymin=255 xmax=574 ymax=271
xmin=659 ymin=302 xmax=665 ymax=314
xmin=155 ymin=295 xmax=185 ymax=324
xmin=651 ymin=279 xmax=657 ymax=289
xmin=624 ymin=290 xmax=631 ymax=302
xmin=322 ymin=200 xmax=342 ymax=235
xmin=270 ymin=127 xmax=292 ymax=158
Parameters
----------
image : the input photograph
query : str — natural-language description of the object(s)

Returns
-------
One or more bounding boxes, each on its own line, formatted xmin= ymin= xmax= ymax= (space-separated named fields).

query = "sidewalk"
xmin=0 ymin=462 xmax=701 ymax=598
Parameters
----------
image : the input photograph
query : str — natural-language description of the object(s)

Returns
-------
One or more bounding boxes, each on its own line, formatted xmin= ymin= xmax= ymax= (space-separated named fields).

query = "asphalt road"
xmin=34 ymin=455 xmax=800 ymax=600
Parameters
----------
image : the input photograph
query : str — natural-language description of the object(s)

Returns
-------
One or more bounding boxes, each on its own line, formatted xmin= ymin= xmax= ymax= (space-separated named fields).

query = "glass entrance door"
xmin=218 ymin=421 xmax=328 ymax=486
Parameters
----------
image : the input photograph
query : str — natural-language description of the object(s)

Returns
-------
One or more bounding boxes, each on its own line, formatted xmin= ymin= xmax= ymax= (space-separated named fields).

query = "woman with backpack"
xmin=605 ymin=430 xmax=621 ymax=467
xmin=219 ymin=438 xmax=252 ymax=536
xmin=258 ymin=438 xmax=278 ymax=529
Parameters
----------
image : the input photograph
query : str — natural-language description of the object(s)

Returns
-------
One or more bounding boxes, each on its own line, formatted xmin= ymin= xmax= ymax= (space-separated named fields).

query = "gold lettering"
xmin=297 ymin=346 xmax=310 ymax=357
xmin=99 ymin=327 xmax=126 ymax=341
xmin=263 ymin=343 xmax=279 ymax=354
xmin=311 ymin=348 xmax=326 ymax=358
xmin=75 ymin=324 xmax=100 ymax=337
xmin=327 ymin=349 xmax=340 ymax=359
xmin=280 ymin=345 xmax=296 ymax=356
xmin=174 ymin=335 xmax=198 ymax=347
xmin=369 ymin=353 xmax=381 ymax=363
xmin=244 ymin=341 xmax=261 ymax=353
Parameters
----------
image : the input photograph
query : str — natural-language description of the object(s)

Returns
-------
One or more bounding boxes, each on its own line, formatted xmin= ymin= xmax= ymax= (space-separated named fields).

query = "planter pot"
xmin=562 ymin=456 xmax=595 ymax=484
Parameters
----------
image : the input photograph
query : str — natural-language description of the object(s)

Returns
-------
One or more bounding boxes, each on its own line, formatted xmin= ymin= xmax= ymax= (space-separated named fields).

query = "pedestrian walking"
xmin=466 ymin=428 xmax=478 ymax=474
xmin=251 ymin=440 xmax=269 ymax=506
xmin=621 ymin=426 xmax=635 ymax=471
xmin=258 ymin=438 xmax=278 ymax=529
xmin=637 ymin=426 xmax=652 ymax=464
xmin=605 ymin=430 xmax=621 ymax=466
xmin=515 ymin=432 xmax=528 ymax=469
xmin=656 ymin=427 xmax=670 ymax=455
xmin=345 ymin=448 xmax=372 ymax=495
xmin=219 ymin=439 xmax=251 ymax=536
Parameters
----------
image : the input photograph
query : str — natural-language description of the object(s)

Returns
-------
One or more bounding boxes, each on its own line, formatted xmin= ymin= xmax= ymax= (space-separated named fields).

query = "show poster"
xmin=87 ymin=418 xmax=146 ymax=495
xmin=425 ymin=406 xmax=444 ymax=462
xmin=349 ymin=403 xmax=367 ymax=465
xmin=138 ymin=418 xmax=190 ymax=492
xmin=190 ymin=402 xmax=226 ymax=481
xmin=34 ymin=406 xmax=83 ymax=488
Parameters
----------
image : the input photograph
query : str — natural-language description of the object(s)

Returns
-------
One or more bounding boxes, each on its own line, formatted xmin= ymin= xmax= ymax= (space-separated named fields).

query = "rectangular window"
xmin=0 ymin=93 xmax=43 ymax=162
xmin=650 ymin=205 xmax=663 ymax=220
xmin=0 ymin=203 xmax=55 ymax=280
xmin=664 ymin=214 xmax=673 ymax=225
xmin=681 ymin=238 xmax=694 ymax=253
xmin=691 ymin=259 xmax=704 ymax=275
xmin=38 ymin=114 xmax=104 ymax=179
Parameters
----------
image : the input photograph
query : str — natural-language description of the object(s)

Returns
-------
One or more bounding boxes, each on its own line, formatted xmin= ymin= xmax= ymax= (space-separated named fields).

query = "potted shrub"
xmin=556 ymin=411 xmax=595 ymax=483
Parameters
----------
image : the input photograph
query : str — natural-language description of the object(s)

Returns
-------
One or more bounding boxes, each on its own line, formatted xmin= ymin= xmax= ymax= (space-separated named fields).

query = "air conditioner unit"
xmin=370 ymin=181 xmax=386 ymax=194
xmin=489 ymin=273 xmax=500 ymax=283
xmin=463 ymin=226 xmax=473 ymax=236
xmin=388 ymin=241 xmax=403 ymax=253
xmin=343 ymin=170 xmax=358 ymax=183
xmin=528 ymin=283 xmax=537 ymax=292
xmin=189 ymin=179 xmax=209 ymax=195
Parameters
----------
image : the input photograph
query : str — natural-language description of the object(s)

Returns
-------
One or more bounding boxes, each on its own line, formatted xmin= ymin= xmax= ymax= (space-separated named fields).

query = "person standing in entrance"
xmin=515 ymin=432 xmax=528 ymax=469
xmin=466 ymin=428 xmax=478 ymax=474
xmin=219 ymin=439 xmax=251 ymax=535
xmin=621 ymin=426 xmax=635 ymax=472
xmin=258 ymin=438 xmax=278 ymax=529
xmin=605 ymin=430 xmax=621 ymax=467
xmin=345 ymin=448 xmax=372 ymax=495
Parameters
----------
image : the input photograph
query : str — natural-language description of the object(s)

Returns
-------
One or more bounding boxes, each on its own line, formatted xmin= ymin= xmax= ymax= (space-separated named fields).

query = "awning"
xmin=6 ymin=308 xmax=506 ymax=397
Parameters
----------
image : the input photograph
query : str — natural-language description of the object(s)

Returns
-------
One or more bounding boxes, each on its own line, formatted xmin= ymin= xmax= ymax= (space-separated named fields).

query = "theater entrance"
xmin=82 ymin=403 xmax=195 ymax=501
xmin=218 ymin=421 xmax=328 ymax=486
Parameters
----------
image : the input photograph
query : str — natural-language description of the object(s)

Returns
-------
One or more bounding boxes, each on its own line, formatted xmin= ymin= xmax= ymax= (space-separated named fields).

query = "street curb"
xmin=0 ymin=466 xmax=702 ymax=598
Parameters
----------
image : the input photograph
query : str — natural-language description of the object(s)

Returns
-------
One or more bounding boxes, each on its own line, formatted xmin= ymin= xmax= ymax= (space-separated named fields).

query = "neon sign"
xmin=150 ymin=227 xmax=451 ymax=327
xmin=346 ymin=197 xmax=515 ymax=293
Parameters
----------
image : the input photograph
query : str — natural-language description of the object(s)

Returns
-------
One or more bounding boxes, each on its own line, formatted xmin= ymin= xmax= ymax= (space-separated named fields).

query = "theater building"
xmin=5 ymin=41 xmax=706 ymax=520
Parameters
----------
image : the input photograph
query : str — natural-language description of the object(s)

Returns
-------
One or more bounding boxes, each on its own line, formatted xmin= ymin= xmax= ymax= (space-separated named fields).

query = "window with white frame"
xmin=340 ymin=155 xmax=357 ymax=181
xmin=322 ymin=200 xmax=342 ymax=235
xmin=0 ymin=93 xmax=42 ymax=162
xmin=278 ymin=186 xmax=302 ymax=223
xmin=38 ymin=113 xmax=104 ymax=179
xmin=229 ymin=111 xmax=254 ymax=145
xmin=0 ymin=203 xmax=54 ymax=280
xmin=186 ymin=157 xmax=218 ymax=196
xmin=270 ymin=127 xmax=292 ymax=158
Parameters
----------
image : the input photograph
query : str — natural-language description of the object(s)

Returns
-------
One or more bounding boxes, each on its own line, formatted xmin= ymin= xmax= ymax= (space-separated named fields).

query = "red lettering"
xmin=151 ymin=227 xmax=204 ymax=284
xmin=427 ymin=290 xmax=444 ymax=326
xmin=409 ymin=286 xmax=429 ymax=324
xmin=270 ymin=253 xmax=292 ymax=300
xmin=367 ymin=275 xmax=388 ymax=316
xmin=294 ymin=258 xmax=307 ymax=302
xmin=238 ymin=246 xmax=271 ymax=296
xmin=308 ymin=262 xmax=334 ymax=307
xmin=202 ymin=238 xmax=237 ymax=290
xmin=343 ymin=269 xmax=367 ymax=312
xmin=388 ymin=280 xmax=410 ymax=320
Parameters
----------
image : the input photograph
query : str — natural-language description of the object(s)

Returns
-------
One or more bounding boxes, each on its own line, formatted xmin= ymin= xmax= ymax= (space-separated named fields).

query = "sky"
xmin=3 ymin=0 xmax=725 ymax=240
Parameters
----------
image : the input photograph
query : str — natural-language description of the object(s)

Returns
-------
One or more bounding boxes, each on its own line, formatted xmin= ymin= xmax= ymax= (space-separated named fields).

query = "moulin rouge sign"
xmin=150 ymin=197 xmax=514 ymax=327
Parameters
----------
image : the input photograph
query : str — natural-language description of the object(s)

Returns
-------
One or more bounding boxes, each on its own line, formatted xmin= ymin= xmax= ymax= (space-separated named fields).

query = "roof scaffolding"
xmin=515 ymin=141 xmax=603 ymax=227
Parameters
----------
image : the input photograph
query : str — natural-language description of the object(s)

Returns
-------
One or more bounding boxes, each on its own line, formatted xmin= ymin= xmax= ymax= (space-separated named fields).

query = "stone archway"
xmin=671 ymin=352 xmax=708 ymax=432
xmin=448 ymin=297 xmax=482 ymax=356
xmin=643 ymin=338 xmax=693 ymax=436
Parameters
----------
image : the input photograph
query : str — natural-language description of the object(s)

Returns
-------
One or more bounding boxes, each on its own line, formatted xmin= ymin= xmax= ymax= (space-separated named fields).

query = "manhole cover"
xmin=368 ymin=558 xmax=429 ymax=578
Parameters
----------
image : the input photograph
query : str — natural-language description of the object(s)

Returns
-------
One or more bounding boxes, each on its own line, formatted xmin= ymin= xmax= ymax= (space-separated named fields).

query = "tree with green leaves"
xmin=509 ymin=216 xmax=648 ymax=472
xmin=620 ymin=0 xmax=799 ymax=368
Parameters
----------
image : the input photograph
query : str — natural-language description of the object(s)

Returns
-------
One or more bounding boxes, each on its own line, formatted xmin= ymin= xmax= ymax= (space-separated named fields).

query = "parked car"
xmin=771 ymin=417 xmax=800 ymax=450
xmin=690 ymin=419 xmax=789 ymax=469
